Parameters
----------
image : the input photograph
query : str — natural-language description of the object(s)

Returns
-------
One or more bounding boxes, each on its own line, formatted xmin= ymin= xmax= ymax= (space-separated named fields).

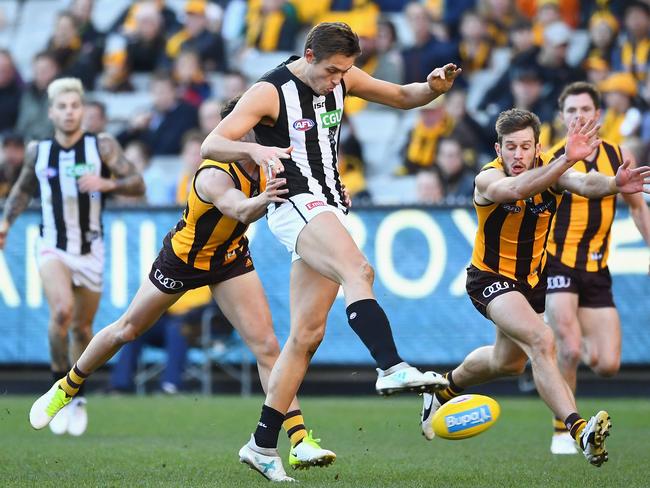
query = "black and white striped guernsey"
xmin=255 ymin=56 xmax=347 ymax=212
xmin=34 ymin=133 xmax=110 ymax=255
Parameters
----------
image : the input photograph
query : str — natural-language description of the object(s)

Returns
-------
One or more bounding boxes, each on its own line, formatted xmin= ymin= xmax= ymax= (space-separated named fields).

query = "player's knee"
xmin=557 ymin=341 xmax=581 ymax=366
xmin=593 ymin=358 xmax=620 ymax=377
xmin=114 ymin=318 xmax=142 ymax=344
xmin=358 ymin=260 xmax=375 ymax=285
xmin=52 ymin=304 xmax=73 ymax=328
xmin=251 ymin=335 xmax=281 ymax=365
xmin=530 ymin=327 xmax=556 ymax=360
xmin=70 ymin=323 xmax=92 ymax=343
xmin=291 ymin=323 xmax=325 ymax=356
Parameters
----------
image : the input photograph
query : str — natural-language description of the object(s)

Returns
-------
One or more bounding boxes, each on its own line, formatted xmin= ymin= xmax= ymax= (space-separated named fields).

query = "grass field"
xmin=1 ymin=395 xmax=648 ymax=487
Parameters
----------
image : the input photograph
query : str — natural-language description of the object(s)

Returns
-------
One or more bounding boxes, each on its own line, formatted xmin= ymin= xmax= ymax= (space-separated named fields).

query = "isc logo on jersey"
xmin=431 ymin=394 xmax=500 ymax=440
xmin=293 ymin=119 xmax=315 ymax=131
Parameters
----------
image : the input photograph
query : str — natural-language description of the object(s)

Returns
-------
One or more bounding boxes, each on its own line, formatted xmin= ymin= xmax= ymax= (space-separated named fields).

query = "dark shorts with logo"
xmin=148 ymin=237 xmax=255 ymax=294
xmin=545 ymin=254 xmax=614 ymax=308
xmin=466 ymin=264 xmax=546 ymax=319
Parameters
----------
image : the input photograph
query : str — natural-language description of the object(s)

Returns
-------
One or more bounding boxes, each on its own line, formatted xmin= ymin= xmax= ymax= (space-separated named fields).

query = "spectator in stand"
xmin=338 ymin=119 xmax=371 ymax=205
xmin=612 ymin=1 xmax=650 ymax=84
xmin=116 ymin=141 xmax=159 ymax=206
xmin=173 ymin=50 xmax=212 ymax=108
xmin=640 ymin=75 xmax=650 ymax=150
xmin=401 ymin=2 xmax=459 ymax=84
xmin=375 ymin=18 xmax=403 ymax=85
xmin=458 ymin=10 xmax=492 ymax=76
xmin=220 ymin=70 xmax=248 ymax=100
xmin=109 ymin=0 xmax=180 ymax=37
xmin=245 ymin=0 xmax=301 ymax=52
xmin=15 ymin=52 xmax=60 ymax=141
xmin=478 ymin=0 xmax=516 ymax=47
xmin=118 ymin=72 xmax=199 ymax=156
xmin=0 ymin=50 xmax=22 ymax=134
xmin=434 ymin=137 xmax=475 ymax=203
xmin=82 ymin=100 xmax=108 ymax=134
xmin=125 ymin=1 xmax=167 ymax=73
xmin=444 ymin=88 xmax=492 ymax=163
xmin=165 ymin=0 xmax=227 ymax=72
xmin=531 ymin=0 xmax=563 ymax=46
xmin=583 ymin=55 xmax=610 ymax=86
xmin=0 ymin=133 xmax=25 ymax=199
xmin=415 ymin=167 xmax=445 ymax=205
xmin=599 ymin=72 xmax=642 ymax=145
xmin=175 ymin=130 xmax=204 ymax=205
xmin=587 ymin=10 xmax=618 ymax=62
xmin=46 ymin=11 xmax=101 ymax=89
xmin=98 ymin=50 xmax=135 ymax=92
xmin=198 ymin=98 xmax=222 ymax=136
xmin=70 ymin=0 xmax=105 ymax=86
xmin=399 ymin=96 xmax=454 ymax=175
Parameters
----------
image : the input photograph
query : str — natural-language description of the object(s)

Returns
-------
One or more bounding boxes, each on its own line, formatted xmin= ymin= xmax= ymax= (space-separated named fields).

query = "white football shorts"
xmin=35 ymin=237 xmax=104 ymax=293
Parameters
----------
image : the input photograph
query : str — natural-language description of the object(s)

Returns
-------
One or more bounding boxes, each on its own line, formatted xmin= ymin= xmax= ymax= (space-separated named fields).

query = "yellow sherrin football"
xmin=432 ymin=394 xmax=501 ymax=440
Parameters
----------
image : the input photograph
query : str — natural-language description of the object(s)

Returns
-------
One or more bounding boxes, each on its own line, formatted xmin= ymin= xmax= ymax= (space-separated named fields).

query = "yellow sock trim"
xmin=553 ymin=418 xmax=567 ymax=431
xmin=289 ymin=428 xmax=307 ymax=447
xmin=58 ymin=377 xmax=78 ymax=397
xmin=283 ymin=413 xmax=307 ymax=447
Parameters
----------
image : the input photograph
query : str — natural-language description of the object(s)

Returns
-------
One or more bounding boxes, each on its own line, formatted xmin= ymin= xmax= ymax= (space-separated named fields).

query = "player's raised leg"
xmin=212 ymin=270 xmax=336 ymax=470
xmin=240 ymin=261 xmax=337 ymax=480
xmin=29 ymin=279 xmax=183 ymax=430
xmin=295 ymin=212 xmax=447 ymax=395
xmin=65 ymin=285 xmax=101 ymax=436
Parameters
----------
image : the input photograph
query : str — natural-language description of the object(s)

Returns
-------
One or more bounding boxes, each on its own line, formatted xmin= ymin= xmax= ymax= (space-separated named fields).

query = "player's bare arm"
xmin=475 ymin=117 xmax=601 ymax=204
xmin=346 ymin=63 xmax=461 ymax=110
xmin=200 ymin=83 xmax=291 ymax=179
xmin=77 ymin=133 xmax=145 ymax=196
xmin=195 ymin=168 xmax=288 ymax=224
xmin=0 ymin=141 xmax=39 ymax=248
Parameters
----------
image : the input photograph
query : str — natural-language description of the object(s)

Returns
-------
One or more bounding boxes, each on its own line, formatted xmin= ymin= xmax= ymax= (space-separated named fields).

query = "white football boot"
xmin=550 ymin=431 xmax=578 ymax=455
xmin=48 ymin=402 xmax=71 ymax=435
xmin=288 ymin=431 xmax=336 ymax=470
xmin=29 ymin=381 xmax=72 ymax=430
xmin=239 ymin=434 xmax=295 ymax=482
xmin=376 ymin=365 xmax=448 ymax=396
xmin=421 ymin=392 xmax=442 ymax=440
xmin=66 ymin=397 xmax=88 ymax=436
xmin=579 ymin=411 xmax=611 ymax=467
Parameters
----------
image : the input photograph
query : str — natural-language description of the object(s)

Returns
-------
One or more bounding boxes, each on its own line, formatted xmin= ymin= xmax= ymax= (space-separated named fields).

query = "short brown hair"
xmin=495 ymin=109 xmax=541 ymax=144
xmin=558 ymin=81 xmax=601 ymax=111
xmin=304 ymin=22 xmax=361 ymax=62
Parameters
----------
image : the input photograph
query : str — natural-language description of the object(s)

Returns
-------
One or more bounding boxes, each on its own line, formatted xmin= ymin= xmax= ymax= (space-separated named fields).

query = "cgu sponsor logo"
xmin=320 ymin=108 xmax=342 ymax=128
xmin=482 ymin=281 xmax=511 ymax=298
xmin=445 ymin=406 xmax=493 ymax=432
xmin=547 ymin=275 xmax=571 ymax=289
xmin=293 ymin=118 xmax=315 ymax=131
xmin=66 ymin=162 xmax=96 ymax=178
xmin=153 ymin=268 xmax=184 ymax=290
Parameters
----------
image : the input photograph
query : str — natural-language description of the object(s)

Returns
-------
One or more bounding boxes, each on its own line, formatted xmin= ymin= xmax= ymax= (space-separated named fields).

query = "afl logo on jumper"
xmin=482 ymin=281 xmax=511 ymax=298
xmin=293 ymin=118 xmax=315 ymax=131
xmin=154 ymin=268 xmax=183 ymax=290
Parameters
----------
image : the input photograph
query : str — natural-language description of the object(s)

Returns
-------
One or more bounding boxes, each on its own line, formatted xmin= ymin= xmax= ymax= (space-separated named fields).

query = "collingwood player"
xmin=200 ymin=22 xmax=460 ymax=481
xmin=0 ymin=78 xmax=145 ymax=435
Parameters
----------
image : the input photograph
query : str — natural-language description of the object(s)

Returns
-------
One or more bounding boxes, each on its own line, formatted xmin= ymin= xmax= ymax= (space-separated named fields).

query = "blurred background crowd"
xmin=1 ymin=0 xmax=650 ymax=206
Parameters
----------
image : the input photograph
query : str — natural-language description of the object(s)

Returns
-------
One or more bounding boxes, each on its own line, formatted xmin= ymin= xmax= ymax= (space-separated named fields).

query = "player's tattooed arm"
xmin=1 ymin=141 xmax=39 ymax=230
xmin=78 ymin=133 xmax=145 ymax=196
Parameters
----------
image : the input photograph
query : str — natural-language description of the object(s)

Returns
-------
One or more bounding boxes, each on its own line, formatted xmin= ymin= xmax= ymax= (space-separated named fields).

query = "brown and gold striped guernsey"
xmin=545 ymin=139 xmax=622 ymax=271
xmin=170 ymin=159 xmax=266 ymax=271
xmin=471 ymin=154 xmax=563 ymax=287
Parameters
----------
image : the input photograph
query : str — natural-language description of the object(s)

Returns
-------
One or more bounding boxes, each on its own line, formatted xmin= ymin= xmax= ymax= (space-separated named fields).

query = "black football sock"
xmin=435 ymin=371 xmax=464 ymax=404
xmin=254 ymin=404 xmax=285 ymax=449
xmin=346 ymin=299 xmax=403 ymax=370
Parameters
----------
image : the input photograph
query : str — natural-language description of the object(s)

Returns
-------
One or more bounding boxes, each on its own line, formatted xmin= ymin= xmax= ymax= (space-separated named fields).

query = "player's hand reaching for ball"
xmin=427 ymin=63 xmax=462 ymax=95
xmin=250 ymin=145 xmax=292 ymax=179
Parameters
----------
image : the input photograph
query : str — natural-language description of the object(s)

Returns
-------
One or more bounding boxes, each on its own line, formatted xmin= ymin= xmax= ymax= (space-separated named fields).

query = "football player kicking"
xmin=28 ymin=97 xmax=336 ymax=470
xmin=420 ymin=109 xmax=650 ymax=467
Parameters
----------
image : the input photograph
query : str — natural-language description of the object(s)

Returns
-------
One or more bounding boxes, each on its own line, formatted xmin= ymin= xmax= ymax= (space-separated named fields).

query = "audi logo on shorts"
xmin=547 ymin=276 xmax=571 ymax=290
xmin=482 ymin=281 xmax=511 ymax=298
xmin=154 ymin=268 xmax=184 ymax=290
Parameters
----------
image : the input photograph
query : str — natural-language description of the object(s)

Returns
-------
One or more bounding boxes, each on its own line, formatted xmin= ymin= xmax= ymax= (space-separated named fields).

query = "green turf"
xmin=0 ymin=395 xmax=648 ymax=487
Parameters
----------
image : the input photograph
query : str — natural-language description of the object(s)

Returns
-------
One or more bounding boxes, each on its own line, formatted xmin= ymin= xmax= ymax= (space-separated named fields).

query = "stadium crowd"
xmin=1 ymin=0 xmax=650 ymax=205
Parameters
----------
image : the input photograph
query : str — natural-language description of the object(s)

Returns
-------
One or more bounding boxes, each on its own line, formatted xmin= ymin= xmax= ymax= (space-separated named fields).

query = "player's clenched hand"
xmin=0 ymin=220 xmax=9 ymax=250
xmin=250 ymin=145 xmax=292 ymax=179
xmin=78 ymin=174 xmax=117 ymax=193
xmin=614 ymin=159 xmax=650 ymax=194
xmin=427 ymin=63 xmax=462 ymax=94
xmin=342 ymin=184 xmax=352 ymax=208
xmin=565 ymin=116 xmax=601 ymax=163
xmin=260 ymin=177 xmax=288 ymax=204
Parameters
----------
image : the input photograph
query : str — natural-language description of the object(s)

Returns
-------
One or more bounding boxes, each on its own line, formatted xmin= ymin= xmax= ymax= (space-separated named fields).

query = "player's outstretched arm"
xmin=200 ymin=83 xmax=292 ymax=180
xmin=0 ymin=141 xmax=39 ymax=248
xmin=476 ymin=117 xmax=601 ymax=204
xmin=78 ymin=133 xmax=145 ymax=196
xmin=345 ymin=63 xmax=461 ymax=110
xmin=195 ymin=168 xmax=288 ymax=224
xmin=558 ymin=159 xmax=650 ymax=198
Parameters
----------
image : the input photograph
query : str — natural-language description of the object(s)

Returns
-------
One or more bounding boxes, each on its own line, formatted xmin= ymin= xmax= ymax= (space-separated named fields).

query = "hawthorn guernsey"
xmin=431 ymin=394 xmax=501 ymax=440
